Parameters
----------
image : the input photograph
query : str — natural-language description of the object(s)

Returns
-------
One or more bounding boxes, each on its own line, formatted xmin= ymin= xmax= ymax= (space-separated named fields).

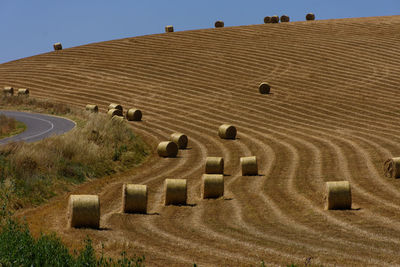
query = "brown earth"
xmin=1 ymin=15 xmax=400 ymax=266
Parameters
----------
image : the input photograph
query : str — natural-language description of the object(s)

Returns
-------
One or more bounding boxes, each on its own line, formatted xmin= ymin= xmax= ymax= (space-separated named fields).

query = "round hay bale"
xmin=3 ymin=86 xmax=13 ymax=96
xmin=205 ymin=157 xmax=224 ymax=174
xmin=85 ymin=104 xmax=98 ymax=113
xmin=108 ymin=103 xmax=123 ymax=112
xmin=107 ymin=108 xmax=123 ymax=117
xmin=218 ymin=124 xmax=236 ymax=139
xmin=126 ymin=108 xmax=142 ymax=121
xmin=271 ymin=15 xmax=279 ymax=23
xmin=325 ymin=181 xmax=351 ymax=210
xmin=383 ymin=157 xmax=400 ymax=178
xmin=68 ymin=194 xmax=100 ymax=229
xmin=215 ymin=20 xmax=224 ymax=28
xmin=240 ymin=156 xmax=258 ymax=176
xmin=157 ymin=141 xmax=178 ymax=157
xmin=17 ymin=88 xmax=29 ymax=96
xmin=53 ymin=42 xmax=62 ymax=51
xmin=122 ymin=184 xmax=147 ymax=213
xmin=202 ymin=174 xmax=224 ymax=199
xmin=165 ymin=25 xmax=174 ymax=33
xmin=111 ymin=115 xmax=125 ymax=123
xmin=280 ymin=15 xmax=290 ymax=22
xmin=259 ymin=82 xmax=271 ymax=94
xmin=170 ymin=133 xmax=188 ymax=149
xmin=306 ymin=13 xmax=315 ymax=21
xmin=264 ymin=16 xmax=272 ymax=23
xmin=164 ymin=178 xmax=187 ymax=205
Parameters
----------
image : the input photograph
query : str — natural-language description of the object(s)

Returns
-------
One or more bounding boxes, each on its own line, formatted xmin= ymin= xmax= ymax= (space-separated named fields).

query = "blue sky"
xmin=1 ymin=0 xmax=399 ymax=63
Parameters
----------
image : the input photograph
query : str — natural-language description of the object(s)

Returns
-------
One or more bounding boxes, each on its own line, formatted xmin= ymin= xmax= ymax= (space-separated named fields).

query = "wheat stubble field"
xmin=1 ymin=15 xmax=400 ymax=266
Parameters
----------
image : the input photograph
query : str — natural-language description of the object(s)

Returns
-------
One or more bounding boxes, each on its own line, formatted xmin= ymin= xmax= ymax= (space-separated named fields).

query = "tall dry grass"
xmin=0 ymin=113 xmax=148 ymax=209
xmin=0 ymin=95 xmax=71 ymax=115
xmin=0 ymin=115 xmax=17 ymax=137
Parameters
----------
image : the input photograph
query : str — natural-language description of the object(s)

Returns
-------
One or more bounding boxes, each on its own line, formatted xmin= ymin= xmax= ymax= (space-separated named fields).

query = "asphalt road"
xmin=0 ymin=110 xmax=76 ymax=144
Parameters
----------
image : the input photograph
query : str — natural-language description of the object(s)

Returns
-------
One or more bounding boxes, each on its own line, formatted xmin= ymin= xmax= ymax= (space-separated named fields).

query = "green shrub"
xmin=0 ymin=218 xmax=145 ymax=266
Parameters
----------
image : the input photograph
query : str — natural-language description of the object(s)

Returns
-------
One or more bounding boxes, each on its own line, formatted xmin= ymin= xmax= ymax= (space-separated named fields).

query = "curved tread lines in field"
xmin=125 ymin=93 xmax=400 ymax=262
xmin=10 ymin=42 xmax=400 ymax=136
xmin=3 ymin=35 xmax=400 ymax=121
xmin=53 ymin=85 xmax=400 ymax=262
xmin=13 ymin=57 xmax=400 ymax=260
xmin=101 ymin=135 xmax=232 ymax=264
xmin=16 ymin=57 xmax=400 ymax=239
xmin=15 ymin=59 xmax=400 ymax=138
xmin=23 ymin=85 xmax=382 ymax=264
xmin=4 ymin=15 xmax=400 ymax=265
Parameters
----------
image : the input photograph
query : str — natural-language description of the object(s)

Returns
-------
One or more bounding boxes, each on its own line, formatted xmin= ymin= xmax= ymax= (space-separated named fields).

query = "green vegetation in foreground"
xmin=0 ymin=194 xmax=145 ymax=266
xmin=0 ymin=96 xmax=149 ymax=209
xmin=0 ymin=115 xmax=26 ymax=140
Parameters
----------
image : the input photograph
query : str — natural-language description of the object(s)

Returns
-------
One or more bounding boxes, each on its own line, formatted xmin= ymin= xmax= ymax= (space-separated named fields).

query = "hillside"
xmin=2 ymin=15 xmax=400 ymax=265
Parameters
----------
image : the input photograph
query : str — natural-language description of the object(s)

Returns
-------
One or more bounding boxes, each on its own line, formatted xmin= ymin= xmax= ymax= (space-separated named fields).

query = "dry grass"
xmin=306 ymin=13 xmax=315 ymax=21
xmin=122 ymin=184 xmax=147 ymax=214
xmin=68 ymin=194 xmax=100 ymax=229
xmin=325 ymin=181 xmax=352 ymax=210
xmin=0 ymin=115 xmax=26 ymax=139
xmin=53 ymin=42 xmax=62 ymax=51
xmin=165 ymin=25 xmax=174 ymax=33
xmin=218 ymin=124 xmax=236 ymax=139
xmin=201 ymin=174 xmax=224 ymax=199
xmin=0 ymin=109 xmax=148 ymax=209
xmin=170 ymin=133 xmax=188 ymax=149
xmin=240 ymin=156 xmax=258 ymax=176
xmin=205 ymin=157 xmax=224 ymax=174
xmin=0 ymin=95 xmax=71 ymax=115
xmin=157 ymin=141 xmax=178 ymax=157
xmin=164 ymin=179 xmax=187 ymax=205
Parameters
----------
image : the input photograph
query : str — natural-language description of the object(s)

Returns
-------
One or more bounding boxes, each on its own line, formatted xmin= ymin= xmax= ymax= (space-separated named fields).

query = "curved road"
xmin=0 ymin=110 xmax=76 ymax=144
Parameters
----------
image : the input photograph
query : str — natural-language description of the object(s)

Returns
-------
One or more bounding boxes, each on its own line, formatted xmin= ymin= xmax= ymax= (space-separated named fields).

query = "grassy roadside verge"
xmin=0 ymin=96 xmax=149 ymax=209
xmin=0 ymin=95 xmax=149 ymax=265
xmin=0 ymin=114 xmax=26 ymax=140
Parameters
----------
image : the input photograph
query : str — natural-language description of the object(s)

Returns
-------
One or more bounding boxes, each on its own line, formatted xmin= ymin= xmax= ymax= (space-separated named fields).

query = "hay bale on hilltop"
xmin=157 ymin=141 xmax=178 ymax=157
xmin=384 ymin=157 xmax=400 ymax=178
xmin=170 ymin=133 xmax=188 ymax=149
xmin=259 ymin=82 xmax=271 ymax=94
xmin=53 ymin=42 xmax=62 ymax=51
xmin=122 ymin=184 xmax=147 ymax=214
xmin=264 ymin=16 xmax=272 ymax=23
xmin=325 ymin=181 xmax=351 ymax=210
xmin=126 ymin=108 xmax=142 ymax=121
xmin=108 ymin=103 xmax=123 ymax=112
xmin=240 ymin=156 xmax=258 ymax=175
xmin=17 ymin=88 xmax=29 ymax=96
xmin=205 ymin=157 xmax=224 ymax=174
xmin=85 ymin=104 xmax=98 ymax=113
xmin=164 ymin=179 xmax=187 ymax=205
xmin=280 ymin=15 xmax=290 ymax=22
xmin=218 ymin=124 xmax=236 ymax=139
xmin=107 ymin=108 xmax=123 ymax=117
xmin=215 ymin=21 xmax=225 ymax=28
xmin=3 ymin=86 xmax=13 ymax=96
xmin=68 ymin=195 xmax=100 ymax=228
xmin=271 ymin=15 xmax=279 ymax=23
xmin=306 ymin=13 xmax=315 ymax=21
xmin=202 ymin=174 xmax=224 ymax=199
xmin=165 ymin=25 xmax=174 ymax=33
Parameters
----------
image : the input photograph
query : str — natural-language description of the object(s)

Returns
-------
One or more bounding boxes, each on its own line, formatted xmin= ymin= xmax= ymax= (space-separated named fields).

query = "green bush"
xmin=0 ymin=218 xmax=145 ymax=267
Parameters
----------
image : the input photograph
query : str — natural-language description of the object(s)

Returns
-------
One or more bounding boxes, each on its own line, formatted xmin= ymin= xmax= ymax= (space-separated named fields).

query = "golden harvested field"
xmin=2 ymin=15 xmax=400 ymax=266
